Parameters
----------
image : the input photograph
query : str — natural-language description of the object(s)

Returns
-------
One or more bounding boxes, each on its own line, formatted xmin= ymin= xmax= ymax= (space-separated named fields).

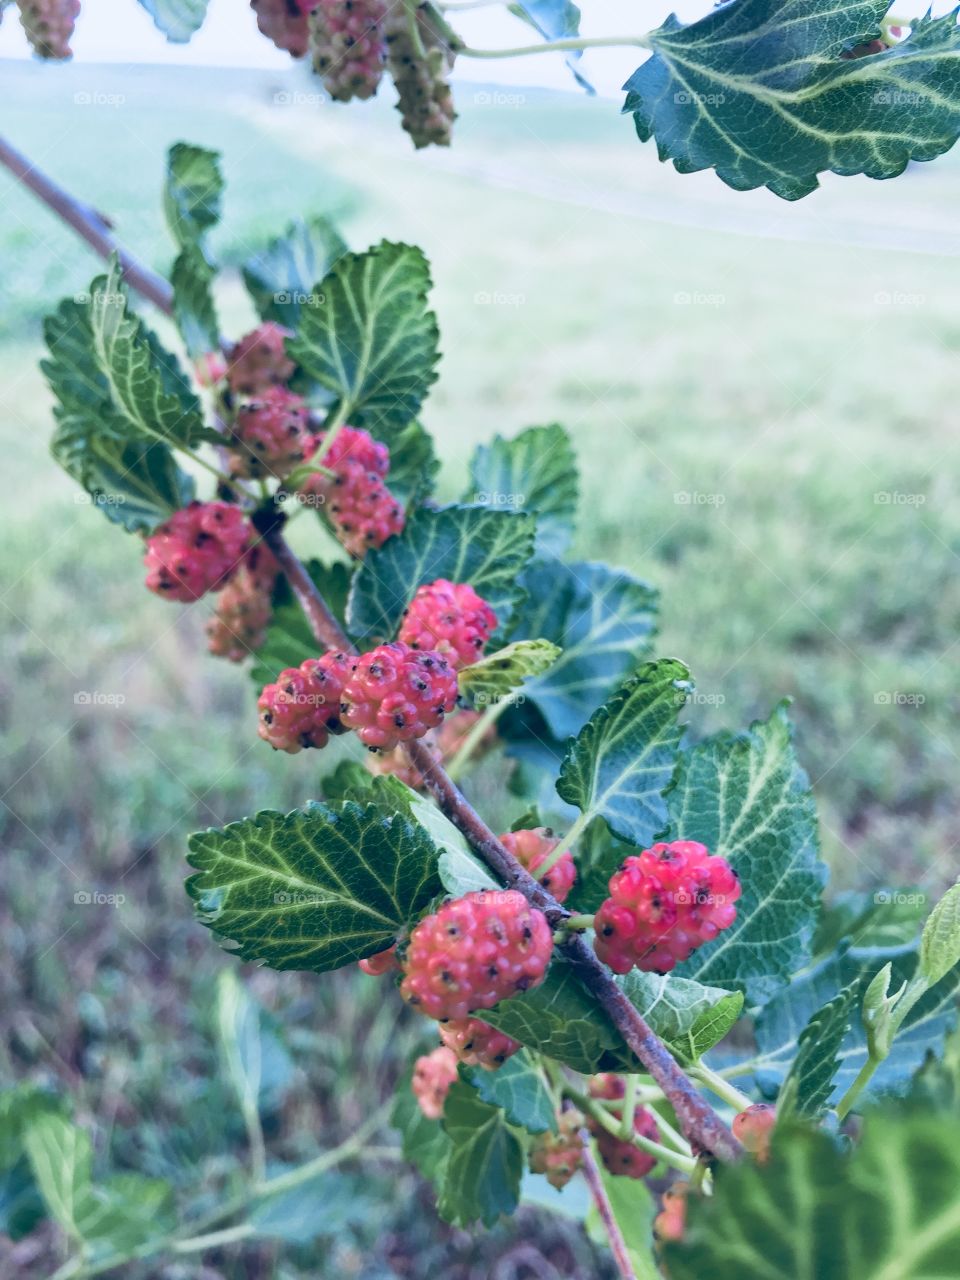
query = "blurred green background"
xmin=2 ymin=56 xmax=960 ymax=1277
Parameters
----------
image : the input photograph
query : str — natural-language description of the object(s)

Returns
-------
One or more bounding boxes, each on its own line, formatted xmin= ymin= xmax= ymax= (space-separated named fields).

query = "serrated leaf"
xmin=813 ymin=888 xmax=927 ymax=959
xmin=347 ymin=505 xmax=536 ymax=644
xmin=87 ymin=256 xmax=207 ymax=450
xmin=505 ymin=559 xmax=658 ymax=741
xmin=242 ymin=216 xmax=348 ymax=329
xmin=665 ymin=1106 xmax=960 ymax=1279
xmin=509 ymin=0 xmax=594 ymax=95
xmin=777 ymin=982 xmax=859 ymax=1122
xmin=438 ymin=1081 xmax=523 ymax=1227
xmin=458 ymin=639 xmax=562 ymax=710
xmin=466 ymin=425 xmax=579 ymax=556
xmin=754 ymin=943 xmax=960 ymax=1107
xmin=170 ymin=244 xmax=219 ymax=359
xmin=186 ymin=800 xmax=442 ymax=972
xmin=920 ymin=883 xmax=960 ymax=988
xmin=391 ymin=1071 xmax=454 ymax=1184
xmin=137 ymin=0 xmax=209 ymax=42
xmin=668 ymin=702 xmax=827 ymax=1005
xmin=463 ymin=1051 xmax=556 ymax=1135
xmin=624 ymin=0 xmax=960 ymax=202
xmin=164 ymin=142 xmax=223 ymax=249
xmin=249 ymin=560 xmax=354 ymax=686
xmin=372 ymin=418 xmax=439 ymax=510
xmin=557 ymin=658 xmax=691 ymax=847
xmin=287 ymin=241 xmax=439 ymax=433
xmin=484 ymin=957 xmax=743 ymax=1072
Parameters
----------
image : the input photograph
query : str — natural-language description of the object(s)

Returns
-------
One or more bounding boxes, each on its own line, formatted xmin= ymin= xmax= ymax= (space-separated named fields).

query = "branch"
xmin=6 ymin=138 xmax=742 ymax=1166
xmin=579 ymin=1137 xmax=638 ymax=1280
xmin=0 ymin=136 xmax=174 ymax=318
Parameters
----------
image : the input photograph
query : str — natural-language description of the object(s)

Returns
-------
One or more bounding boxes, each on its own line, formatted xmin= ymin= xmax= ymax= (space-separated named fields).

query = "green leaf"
xmin=509 ymin=0 xmax=594 ymax=95
xmin=372 ymin=417 xmax=439 ymax=510
xmin=137 ymin=0 xmax=210 ymax=42
xmin=0 ymin=1088 xmax=63 ymax=1242
xmin=86 ymin=256 xmax=207 ymax=450
xmin=920 ymin=883 xmax=960 ymax=988
xmin=248 ymin=1172 xmax=375 ymax=1243
xmin=438 ymin=1081 xmax=523 ymax=1227
xmin=347 ymin=505 xmax=536 ymax=644
xmin=164 ymin=142 xmax=223 ymax=250
xmin=557 ymin=658 xmax=691 ymax=847
xmin=777 ymin=982 xmax=859 ymax=1122
xmin=813 ymin=888 xmax=927 ymax=958
xmin=215 ymin=968 xmax=293 ymax=1120
xmin=170 ymin=244 xmax=219 ymax=359
xmin=483 ymin=958 xmax=742 ymax=1072
xmin=391 ymin=1071 xmax=454 ymax=1184
xmin=466 ymin=425 xmax=579 ymax=556
xmin=287 ymin=241 xmax=440 ymax=432
xmin=665 ymin=1105 xmax=960 ymax=1279
xmin=754 ymin=943 xmax=960 ymax=1106
xmin=458 ymin=639 xmax=562 ymax=710
xmin=242 ymin=216 xmax=348 ymax=329
xmin=249 ymin=560 xmax=353 ymax=686
xmin=624 ymin=0 xmax=960 ymax=202
xmin=186 ymin=800 xmax=443 ymax=972
xmin=669 ymin=702 xmax=827 ymax=1005
xmin=506 ymin=559 xmax=658 ymax=741
xmin=463 ymin=1050 xmax=556 ymax=1135
xmin=564 ymin=817 xmax=633 ymax=914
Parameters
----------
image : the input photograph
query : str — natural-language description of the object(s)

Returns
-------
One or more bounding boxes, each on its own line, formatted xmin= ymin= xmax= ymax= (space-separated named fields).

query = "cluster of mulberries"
xmin=251 ymin=0 xmax=312 ymax=58
xmin=17 ymin=0 xmax=80 ymax=60
xmin=411 ymin=1045 xmax=458 ymax=1120
xmin=144 ymin=502 xmax=251 ymax=602
xmin=594 ymin=840 xmax=741 ymax=975
xmin=339 ymin=641 xmax=458 ymax=751
xmin=207 ymin=543 xmax=279 ymax=661
xmin=228 ymin=386 xmax=313 ymax=480
xmin=529 ymin=1111 xmax=585 ymax=1189
xmin=438 ymin=1017 xmax=520 ymax=1070
xmin=257 ymin=650 xmax=354 ymax=752
xmin=225 ymin=323 xmax=295 ymax=396
xmin=309 ymin=0 xmax=387 ymax=102
xmin=399 ymin=579 xmax=497 ymax=670
xmin=588 ymin=1074 xmax=661 ymax=1179
xmin=384 ymin=2 xmax=457 ymax=149
xmin=300 ymin=425 xmax=404 ymax=557
xmin=500 ymin=827 xmax=576 ymax=903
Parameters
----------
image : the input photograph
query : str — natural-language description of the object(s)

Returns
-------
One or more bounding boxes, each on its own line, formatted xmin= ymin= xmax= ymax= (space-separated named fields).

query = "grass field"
xmin=2 ymin=55 xmax=960 ymax=1276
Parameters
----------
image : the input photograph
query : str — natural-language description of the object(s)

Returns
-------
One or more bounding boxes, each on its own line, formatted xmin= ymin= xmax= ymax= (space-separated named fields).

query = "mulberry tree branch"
xmin=5 ymin=139 xmax=742 ymax=1167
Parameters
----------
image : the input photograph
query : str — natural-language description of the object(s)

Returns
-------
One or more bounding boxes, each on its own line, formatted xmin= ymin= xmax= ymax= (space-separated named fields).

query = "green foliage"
xmin=458 ymin=639 xmax=562 ymax=709
xmin=557 ymin=658 xmax=691 ymax=846
xmin=506 ymin=559 xmax=658 ymax=741
xmin=247 ymin=1172 xmax=375 ymax=1243
xmin=625 ymin=0 xmax=960 ymax=201
xmin=668 ymin=702 xmax=827 ymax=1005
xmin=509 ymin=0 xmax=593 ymax=93
xmin=137 ymin=0 xmax=210 ymax=42
xmin=776 ymin=982 xmax=859 ymax=1121
xmin=666 ymin=1103 xmax=960 ymax=1279
xmin=920 ymin=882 xmax=960 ymax=987
xmin=186 ymin=800 xmax=443 ymax=971
xmin=215 ymin=968 xmax=293 ymax=1118
xmin=438 ymin=1081 xmax=524 ymax=1227
xmin=391 ymin=1072 xmax=454 ymax=1183
xmin=242 ymin=216 xmax=348 ymax=330
xmin=466 ymin=424 xmax=579 ymax=556
xmin=462 ymin=1051 xmax=556 ymax=1134
xmin=347 ymin=505 xmax=536 ymax=643
xmin=288 ymin=241 xmax=440 ymax=432
xmin=164 ymin=142 xmax=223 ymax=248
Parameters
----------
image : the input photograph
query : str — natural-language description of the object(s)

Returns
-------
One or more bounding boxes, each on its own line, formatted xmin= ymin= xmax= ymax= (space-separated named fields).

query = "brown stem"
xmin=6 ymin=134 xmax=741 ymax=1166
xmin=0 ymin=136 xmax=175 ymax=318
xmin=579 ymin=1137 xmax=637 ymax=1280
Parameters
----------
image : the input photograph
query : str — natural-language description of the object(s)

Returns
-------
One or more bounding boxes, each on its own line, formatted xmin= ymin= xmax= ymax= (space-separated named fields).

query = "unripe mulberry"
xmin=588 ymin=1076 xmax=661 ymax=1179
xmin=529 ymin=1111 xmax=584 ymax=1189
xmin=144 ymin=502 xmax=250 ymax=602
xmin=194 ymin=350 xmax=227 ymax=389
xmin=399 ymin=579 xmax=497 ymax=670
xmin=207 ymin=544 xmax=279 ymax=661
xmin=258 ymin=650 xmax=354 ymax=752
xmin=339 ymin=642 xmax=457 ymax=751
xmin=358 ymin=944 xmax=399 ymax=976
xmin=500 ymin=827 xmax=575 ymax=903
xmin=384 ymin=2 xmax=456 ymax=149
xmin=400 ymin=889 xmax=553 ymax=1021
xmin=438 ymin=1017 xmax=521 ymax=1070
xmin=309 ymin=0 xmax=387 ymax=102
xmin=226 ymin=323 xmax=295 ymax=396
xmin=18 ymin=0 xmax=80 ymax=59
xmin=733 ymin=1104 xmax=776 ymax=1162
xmin=229 ymin=387 xmax=312 ymax=480
xmin=251 ymin=0 xmax=311 ymax=57
xmin=654 ymin=1180 xmax=688 ymax=1241
xmin=300 ymin=426 xmax=403 ymax=557
xmin=411 ymin=1045 xmax=458 ymax=1120
xmin=594 ymin=840 xmax=741 ymax=975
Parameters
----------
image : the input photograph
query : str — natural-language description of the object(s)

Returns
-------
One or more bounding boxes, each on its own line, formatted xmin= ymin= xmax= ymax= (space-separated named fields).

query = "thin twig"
xmin=579 ymin=1137 xmax=638 ymax=1280
xmin=5 ymin=138 xmax=742 ymax=1167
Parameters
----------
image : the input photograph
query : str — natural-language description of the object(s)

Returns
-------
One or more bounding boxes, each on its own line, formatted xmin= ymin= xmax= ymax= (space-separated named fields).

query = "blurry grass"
xmin=2 ymin=56 xmax=960 ymax=1276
